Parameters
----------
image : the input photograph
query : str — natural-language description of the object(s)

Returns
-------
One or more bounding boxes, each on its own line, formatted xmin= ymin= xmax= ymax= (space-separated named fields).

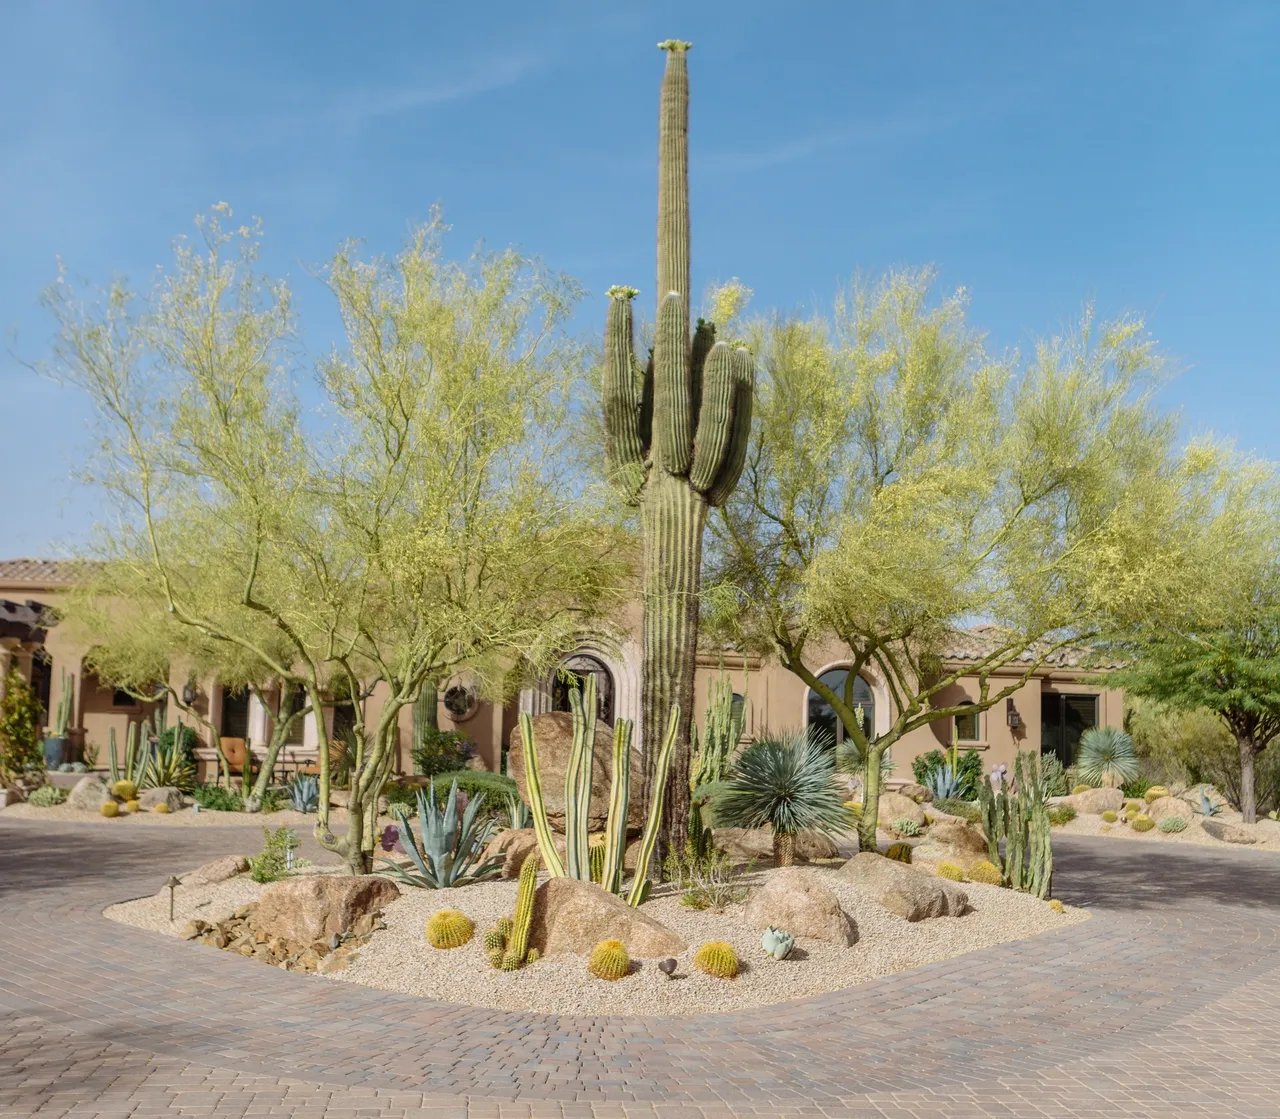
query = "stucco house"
xmin=0 ymin=557 xmax=1122 ymax=784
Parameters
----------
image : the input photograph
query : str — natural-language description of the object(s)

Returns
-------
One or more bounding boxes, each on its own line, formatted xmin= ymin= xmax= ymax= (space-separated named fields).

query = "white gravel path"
xmin=105 ymin=863 xmax=1087 ymax=1018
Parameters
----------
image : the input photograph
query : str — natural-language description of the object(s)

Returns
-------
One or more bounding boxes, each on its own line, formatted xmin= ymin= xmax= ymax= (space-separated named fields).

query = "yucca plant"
xmin=1075 ymin=726 xmax=1141 ymax=789
xmin=380 ymin=779 xmax=503 ymax=888
xmin=715 ymin=728 xmax=853 ymax=866
xmin=144 ymin=717 xmax=196 ymax=792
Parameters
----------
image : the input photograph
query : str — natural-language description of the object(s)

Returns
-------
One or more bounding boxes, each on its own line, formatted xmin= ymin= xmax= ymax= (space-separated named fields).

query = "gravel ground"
xmin=1056 ymin=809 xmax=1280 ymax=852
xmin=1 ymin=801 xmax=401 ymax=830
xmin=105 ymin=863 xmax=1087 ymax=1018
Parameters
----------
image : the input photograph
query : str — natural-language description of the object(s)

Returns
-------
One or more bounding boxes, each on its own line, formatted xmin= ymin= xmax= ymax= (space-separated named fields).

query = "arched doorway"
xmin=806 ymin=667 xmax=875 ymax=745
xmin=551 ymin=653 xmax=614 ymax=725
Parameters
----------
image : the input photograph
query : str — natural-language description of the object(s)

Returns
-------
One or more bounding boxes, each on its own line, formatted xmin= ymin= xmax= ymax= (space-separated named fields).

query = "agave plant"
xmin=715 ymin=728 xmax=853 ymax=866
xmin=1193 ymin=786 xmax=1224 ymax=817
xmin=144 ymin=721 xmax=197 ymax=792
xmin=1074 ymin=727 xmax=1141 ymax=789
xmin=923 ymin=764 xmax=962 ymax=801
xmin=504 ymin=792 xmax=531 ymax=830
xmin=288 ymin=772 xmax=319 ymax=813
xmin=379 ymin=779 xmax=504 ymax=888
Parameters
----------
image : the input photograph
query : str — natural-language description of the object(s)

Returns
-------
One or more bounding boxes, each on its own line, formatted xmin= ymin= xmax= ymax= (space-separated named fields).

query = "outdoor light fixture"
xmin=658 ymin=957 xmax=678 ymax=979
xmin=1006 ymin=698 xmax=1023 ymax=728
xmin=165 ymin=874 xmax=182 ymax=922
xmin=182 ymin=682 xmax=196 ymax=706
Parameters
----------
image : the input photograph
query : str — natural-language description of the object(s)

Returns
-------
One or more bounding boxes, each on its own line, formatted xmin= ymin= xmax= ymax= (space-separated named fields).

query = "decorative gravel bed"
xmin=106 ymin=862 xmax=1088 ymax=1018
xmin=1055 ymin=811 xmax=1280 ymax=852
xmin=3 ymin=801 xmax=396 ymax=830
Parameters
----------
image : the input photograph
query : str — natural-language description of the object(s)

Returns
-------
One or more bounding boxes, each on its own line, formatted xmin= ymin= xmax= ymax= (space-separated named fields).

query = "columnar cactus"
xmin=603 ymin=40 xmax=754 ymax=857
xmin=501 ymin=852 xmax=539 ymax=970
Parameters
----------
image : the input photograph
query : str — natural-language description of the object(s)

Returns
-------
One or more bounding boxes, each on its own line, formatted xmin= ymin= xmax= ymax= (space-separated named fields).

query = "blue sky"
xmin=2 ymin=1 xmax=1277 ymax=555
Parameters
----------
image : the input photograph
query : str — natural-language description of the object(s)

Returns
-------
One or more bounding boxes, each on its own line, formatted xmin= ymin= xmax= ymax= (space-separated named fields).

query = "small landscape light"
xmin=165 ymin=874 xmax=182 ymax=922
xmin=658 ymin=957 xmax=677 ymax=979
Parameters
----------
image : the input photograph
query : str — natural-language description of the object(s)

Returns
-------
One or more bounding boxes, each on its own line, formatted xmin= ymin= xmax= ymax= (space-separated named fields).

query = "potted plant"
xmin=42 ymin=669 xmax=72 ymax=769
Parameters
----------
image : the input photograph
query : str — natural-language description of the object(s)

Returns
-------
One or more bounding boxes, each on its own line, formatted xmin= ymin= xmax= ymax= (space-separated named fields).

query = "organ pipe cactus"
xmin=977 ymin=751 xmax=1054 ymax=898
xmin=108 ymin=722 xmax=150 ymax=789
xmin=602 ymin=41 xmax=755 ymax=855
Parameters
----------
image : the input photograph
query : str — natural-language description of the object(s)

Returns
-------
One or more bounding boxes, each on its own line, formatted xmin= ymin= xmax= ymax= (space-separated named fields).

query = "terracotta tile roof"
xmin=0 ymin=558 xmax=88 ymax=586
xmin=944 ymin=623 xmax=1123 ymax=671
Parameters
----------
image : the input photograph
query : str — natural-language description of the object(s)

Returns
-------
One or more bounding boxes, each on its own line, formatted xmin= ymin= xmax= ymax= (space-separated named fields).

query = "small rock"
xmin=876 ymin=791 xmax=927 ymax=830
xmin=179 ymin=920 xmax=207 ymax=940
xmin=743 ymin=868 xmax=856 ymax=945
xmin=254 ymin=875 xmax=400 ymax=944
xmin=66 ymin=776 xmax=113 ymax=812
xmin=138 ymin=786 xmax=184 ymax=813
xmin=1201 ymin=820 xmax=1257 ymax=845
xmin=837 ymin=851 xmax=969 ymax=921
xmin=183 ymin=855 xmax=251 ymax=887
xmin=1067 ymin=787 xmax=1124 ymax=815
xmin=529 ymin=877 xmax=687 ymax=958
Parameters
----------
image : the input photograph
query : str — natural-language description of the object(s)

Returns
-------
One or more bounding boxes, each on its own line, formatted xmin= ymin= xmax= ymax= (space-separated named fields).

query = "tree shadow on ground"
xmin=1053 ymin=834 xmax=1280 ymax=913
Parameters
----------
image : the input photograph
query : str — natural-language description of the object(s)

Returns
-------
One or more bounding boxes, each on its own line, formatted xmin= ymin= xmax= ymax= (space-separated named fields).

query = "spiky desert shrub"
xmin=1075 ymin=727 xmax=1140 ymax=788
xmin=112 ymin=780 xmax=138 ymax=801
xmin=1047 ymin=899 xmax=1065 ymax=914
xmin=892 ymin=817 xmax=921 ymax=837
xmin=1047 ymin=803 xmax=1077 ymax=826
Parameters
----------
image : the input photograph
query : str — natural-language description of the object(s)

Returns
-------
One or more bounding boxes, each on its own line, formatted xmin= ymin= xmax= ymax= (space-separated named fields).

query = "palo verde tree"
xmin=1117 ymin=466 xmax=1280 ymax=823
xmin=602 ymin=41 xmax=755 ymax=854
xmin=708 ymin=269 xmax=1245 ymax=850
xmin=46 ymin=206 xmax=626 ymax=872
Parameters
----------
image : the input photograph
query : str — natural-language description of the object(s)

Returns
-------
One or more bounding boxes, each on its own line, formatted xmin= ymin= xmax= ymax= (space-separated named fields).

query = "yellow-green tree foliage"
xmin=708 ymin=269 xmax=1247 ymax=850
xmin=45 ymin=206 xmax=628 ymax=873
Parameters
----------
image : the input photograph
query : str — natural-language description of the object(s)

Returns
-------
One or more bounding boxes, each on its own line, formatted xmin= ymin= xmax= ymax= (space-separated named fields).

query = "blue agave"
xmin=288 ymin=772 xmax=319 ymax=813
xmin=379 ymin=779 xmax=504 ymax=888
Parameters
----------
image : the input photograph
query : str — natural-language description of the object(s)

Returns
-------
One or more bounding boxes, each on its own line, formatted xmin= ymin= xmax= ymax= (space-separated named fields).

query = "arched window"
xmin=807 ymin=668 xmax=874 ymax=745
xmin=551 ymin=654 xmax=614 ymax=725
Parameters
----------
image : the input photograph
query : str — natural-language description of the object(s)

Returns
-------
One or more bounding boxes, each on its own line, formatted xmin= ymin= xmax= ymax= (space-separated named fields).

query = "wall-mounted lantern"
xmin=1006 ymin=698 xmax=1023 ymax=728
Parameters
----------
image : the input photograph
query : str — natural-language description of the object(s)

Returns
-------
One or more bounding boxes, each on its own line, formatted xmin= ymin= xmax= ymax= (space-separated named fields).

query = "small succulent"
xmin=1131 ymin=815 xmax=1155 ymax=833
xmin=1158 ymin=815 xmax=1187 ymax=833
xmin=1047 ymin=899 xmax=1066 ymax=914
xmin=425 ymin=909 xmax=474 ymax=949
xmin=935 ymin=861 xmax=965 ymax=882
xmin=587 ymin=938 xmax=630 ymax=980
xmin=1047 ymin=803 xmax=1077 ymax=826
xmin=29 ymin=785 xmax=67 ymax=807
xmin=287 ymin=772 xmax=320 ymax=813
xmin=100 ymin=801 xmax=120 ymax=818
xmin=1071 ymin=784 xmax=1093 ymax=795
xmin=153 ymin=801 xmax=171 ymax=814
xmin=693 ymin=940 xmax=739 ymax=979
xmin=1194 ymin=787 xmax=1224 ymax=817
xmin=112 ymin=780 xmax=138 ymax=801
xmin=1101 ymin=810 xmax=1119 ymax=823
xmin=885 ymin=842 xmax=912 ymax=863
xmin=760 ymin=926 xmax=794 ymax=960
xmin=967 ymin=860 xmax=1003 ymax=886
xmin=891 ymin=817 xmax=920 ymax=837
xmin=123 ymin=799 xmax=140 ymax=814
xmin=1144 ymin=786 xmax=1170 ymax=803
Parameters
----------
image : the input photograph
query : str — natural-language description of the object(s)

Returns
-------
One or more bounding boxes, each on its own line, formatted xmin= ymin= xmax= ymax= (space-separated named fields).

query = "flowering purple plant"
xmin=379 ymin=824 xmax=402 ymax=852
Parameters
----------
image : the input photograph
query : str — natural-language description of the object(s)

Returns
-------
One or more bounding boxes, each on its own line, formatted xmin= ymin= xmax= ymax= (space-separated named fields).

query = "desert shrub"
xmin=1158 ymin=815 xmax=1188 ymax=833
xmin=0 ymin=668 xmax=44 ymax=785
xmin=429 ymin=769 xmax=518 ymax=805
xmin=1121 ymin=776 xmax=1152 ymax=799
xmin=1048 ymin=898 xmax=1066 ymax=914
xmin=1038 ymin=752 xmax=1069 ymax=798
xmin=933 ymin=798 xmax=981 ymax=823
xmin=663 ymin=842 xmax=749 ymax=911
xmin=912 ymin=748 xmax=983 ymax=800
xmin=249 ymin=825 xmax=304 ymax=882
xmin=410 ymin=728 xmax=474 ymax=779
xmin=191 ymin=783 xmax=243 ymax=812
xmin=1047 ymin=803 xmax=1077 ymax=826
xmin=29 ymin=784 xmax=67 ymax=807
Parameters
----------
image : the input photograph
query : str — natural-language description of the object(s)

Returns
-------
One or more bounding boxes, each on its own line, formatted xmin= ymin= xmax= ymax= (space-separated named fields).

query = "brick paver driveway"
xmin=1 ymin=817 xmax=1278 ymax=1118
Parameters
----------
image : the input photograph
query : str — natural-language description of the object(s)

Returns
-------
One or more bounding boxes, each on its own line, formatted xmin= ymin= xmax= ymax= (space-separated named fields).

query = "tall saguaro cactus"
xmin=603 ymin=40 xmax=755 ymax=858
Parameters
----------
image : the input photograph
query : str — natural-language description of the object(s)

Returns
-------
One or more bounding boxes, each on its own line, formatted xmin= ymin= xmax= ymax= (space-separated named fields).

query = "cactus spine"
xmin=602 ymin=41 xmax=755 ymax=857
xmin=502 ymin=852 xmax=539 ymax=969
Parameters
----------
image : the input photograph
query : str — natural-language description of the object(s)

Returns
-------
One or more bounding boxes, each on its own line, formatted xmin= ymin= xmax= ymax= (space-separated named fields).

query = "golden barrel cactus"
xmin=425 ymin=909 xmax=475 ymax=949
xmin=693 ymin=940 xmax=739 ymax=979
xmin=967 ymin=860 xmax=1003 ymax=886
xmin=587 ymin=939 xmax=630 ymax=980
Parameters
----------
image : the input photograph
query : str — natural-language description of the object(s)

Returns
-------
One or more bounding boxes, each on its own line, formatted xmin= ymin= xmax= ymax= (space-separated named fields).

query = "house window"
xmin=112 ymin=689 xmax=137 ymax=708
xmin=807 ymin=668 xmax=874 ymax=746
xmin=955 ymin=702 xmax=980 ymax=742
xmin=220 ymin=686 xmax=250 ymax=739
xmin=1041 ymin=692 xmax=1098 ymax=766
xmin=551 ymin=654 xmax=614 ymax=725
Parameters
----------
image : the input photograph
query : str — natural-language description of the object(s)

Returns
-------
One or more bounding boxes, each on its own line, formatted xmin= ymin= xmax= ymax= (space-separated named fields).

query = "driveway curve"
xmin=1 ymin=816 xmax=1278 ymax=1118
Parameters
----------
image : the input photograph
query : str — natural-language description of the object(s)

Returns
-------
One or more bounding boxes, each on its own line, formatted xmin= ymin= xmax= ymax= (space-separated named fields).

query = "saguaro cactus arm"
xmin=603 ymin=287 xmax=648 ymax=502
xmin=654 ymin=291 xmax=693 ymax=473
xmin=706 ymin=346 xmax=756 ymax=506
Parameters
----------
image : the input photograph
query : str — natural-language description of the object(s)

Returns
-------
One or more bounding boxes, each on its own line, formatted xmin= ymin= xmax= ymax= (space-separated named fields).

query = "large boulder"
xmin=877 ymin=791 xmax=927 ymax=830
xmin=255 ymin=875 xmax=400 ymax=944
xmin=67 ymin=775 xmax=112 ymax=812
xmin=1147 ymin=796 xmax=1193 ymax=824
xmin=506 ymin=711 xmax=643 ymax=833
xmin=480 ymin=828 xmax=645 ymax=879
xmin=1202 ymin=820 xmax=1257 ymax=845
xmin=182 ymin=855 xmax=250 ymax=886
xmin=1068 ymin=787 xmax=1124 ymax=815
xmin=896 ymin=782 xmax=934 ymax=804
xmin=528 ymin=877 xmax=687 ymax=958
xmin=743 ymin=868 xmax=856 ymax=945
xmin=837 ymin=851 xmax=969 ymax=921
xmin=139 ymin=786 xmax=183 ymax=813
xmin=909 ymin=819 xmax=990 ymax=873
xmin=714 ymin=827 xmax=841 ymax=865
